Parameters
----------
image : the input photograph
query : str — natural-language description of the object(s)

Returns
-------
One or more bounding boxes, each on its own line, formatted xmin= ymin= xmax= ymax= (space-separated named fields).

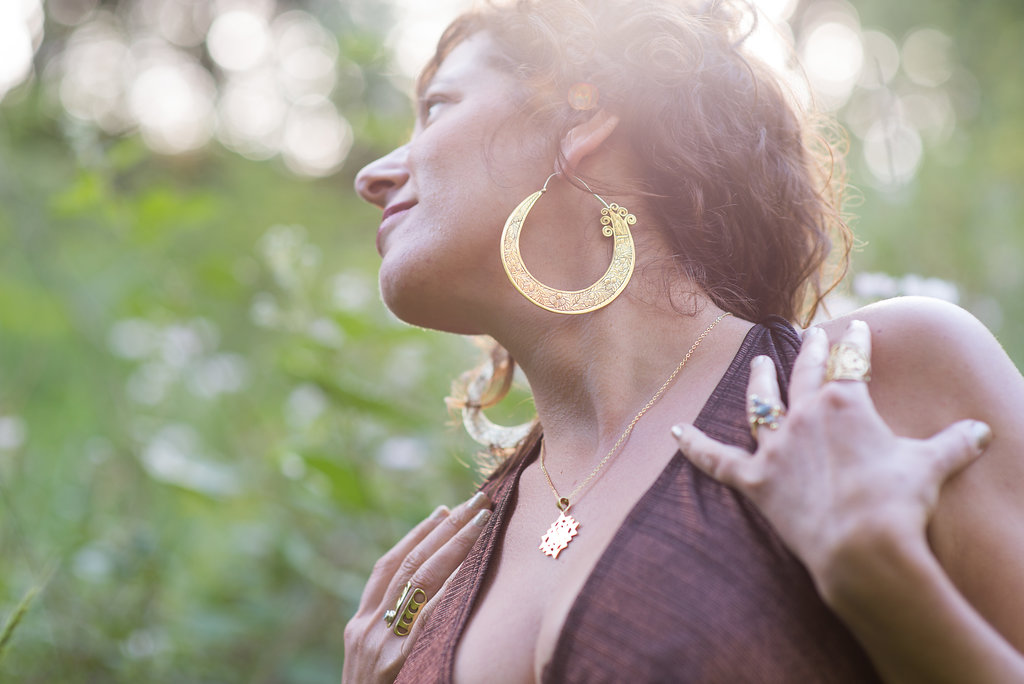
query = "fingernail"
xmin=671 ymin=425 xmax=685 ymax=439
xmin=848 ymin=319 xmax=868 ymax=333
xmin=468 ymin=491 xmax=489 ymax=508
xmin=430 ymin=505 xmax=449 ymax=521
xmin=805 ymin=326 xmax=826 ymax=341
xmin=971 ymin=421 xmax=993 ymax=451
xmin=473 ymin=509 xmax=492 ymax=527
xmin=751 ymin=355 xmax=771 ymax=368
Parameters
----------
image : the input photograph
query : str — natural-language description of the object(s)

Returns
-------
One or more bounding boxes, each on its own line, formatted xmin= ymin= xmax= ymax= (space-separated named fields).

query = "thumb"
xmin=924 ymin=419 xmax=992 ymax=482
xmin=672 ymin=423 xmax=753 ymax=489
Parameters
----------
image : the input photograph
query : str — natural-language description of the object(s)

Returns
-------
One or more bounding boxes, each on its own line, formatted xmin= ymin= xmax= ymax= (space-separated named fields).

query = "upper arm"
xmin=826 ymin=296 xmax=1024 ymax=651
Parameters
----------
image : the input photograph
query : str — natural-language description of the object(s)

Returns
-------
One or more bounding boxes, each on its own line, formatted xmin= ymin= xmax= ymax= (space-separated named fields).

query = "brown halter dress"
xmin=395 ymin=318 xmax=882 ymax=683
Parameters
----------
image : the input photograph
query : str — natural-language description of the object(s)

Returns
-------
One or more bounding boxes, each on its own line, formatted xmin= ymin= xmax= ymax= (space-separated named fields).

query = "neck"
xmin=490 ymin=289 xmax=746 ymax=469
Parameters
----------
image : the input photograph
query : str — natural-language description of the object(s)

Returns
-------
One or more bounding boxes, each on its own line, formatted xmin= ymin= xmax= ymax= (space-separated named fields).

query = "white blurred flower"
xmin=853 ymin=272 xmax=899 ymax=300
xmin=853 ymin=271 xmax=959 ymax=304
xmin=286 ymin=383 xmax=328 ymax=430
xmin=120 ymin=627 xmax=171 ymax=660
xmin=109 ymin=318 xmax=161 ymax=359
xmin=259 ymin=224 xmax=321 ymax=292
xmin=186 ymin=353 xmax=249 ymax=398
xmin=385 ymin=343 xmax=427 ymax=389
xmin=307 ymin=317 xmax=345 ymax=348
xmin=0 ymin=415 xmax=27 ymax=450
xmin=73 ymin=545 xmax=114 ymax=582
xmin=249 ymin=291 xmax=281 ymax=328
xmin=899 ymin=274 xmax=959 ymax=303
xmin=279 ymin=451 xmax=307 ymax=480
xmin=85 ymin=436 xmax=115 ymax=464
xmin=330 ymin=272 xmax=373 ymax=312
xmin=376 ymin=437 xmax=428 ymax=471
xmin=160 ymin=323 xmax=207 ymax=368
xmin=126 ymin=361 xmax=176 ymax=405
xmin=141 ymin=424 xmax=240 ymax=496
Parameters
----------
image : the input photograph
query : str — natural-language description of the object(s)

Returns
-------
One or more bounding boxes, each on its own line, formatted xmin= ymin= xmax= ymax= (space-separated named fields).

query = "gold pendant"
xmin=539 ymin=511 xmax=580 ymax=559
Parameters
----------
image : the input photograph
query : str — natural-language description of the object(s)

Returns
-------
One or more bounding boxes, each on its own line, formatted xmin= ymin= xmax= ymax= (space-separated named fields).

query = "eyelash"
xmin=419 ymin=95 xmax=449 ymax=121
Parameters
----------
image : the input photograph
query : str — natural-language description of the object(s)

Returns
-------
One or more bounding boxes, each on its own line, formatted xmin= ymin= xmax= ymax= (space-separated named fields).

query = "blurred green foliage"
xmin=837 ymin=0 xmax=1024 ymax=348
xmin=0 ymin=3 xmax=489 ymax=682
xmin=0 ymin=0 xmax=1021 ymax=682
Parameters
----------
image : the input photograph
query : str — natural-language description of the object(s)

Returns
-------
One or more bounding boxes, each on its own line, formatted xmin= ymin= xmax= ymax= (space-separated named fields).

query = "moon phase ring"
xmin=385 ymin=581 xmax=428 ymax=637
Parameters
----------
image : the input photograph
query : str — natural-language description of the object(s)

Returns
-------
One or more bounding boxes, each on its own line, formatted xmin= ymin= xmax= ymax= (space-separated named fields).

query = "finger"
xmin=826 ymin=319 xmax=872 ymax=386
xmin=397 ymin=509 xmax=492 ymax=642
xmin=789 ymin=326 xmax=829 ymax=402
xmin=747 ymin=356 xmax=786 ymax=442
xmin=841 ymin=318 xmax=872 ymax=360
xmin=408 ymin=509 xmax=491 ymax=592
xmin=672 ymin=423 xmax=755 ymax=489
xmin=359 ymin=505 xmax=450 ymax=613
xmin=403 ymin=573 xmax=452 ymax=659
xmin=923 ymin=419 xmax=992 ymax=482
xmin=404 ymin=561 xmax=462 ymax=655
xmin=384 ymin=491 xmax=491 ymax=604
xmin=748 ymin=355 xmax=782 ymax=405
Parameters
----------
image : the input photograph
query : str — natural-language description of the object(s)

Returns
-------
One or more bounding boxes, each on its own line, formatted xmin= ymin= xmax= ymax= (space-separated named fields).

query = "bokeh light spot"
xmin=217 ymin=69 xmax=287 ymax=159
xmin=863 ymin=120 xmax=923 ymax=188
xmin=857 ymin=30 xmax=900 ymax=89
xmin=902 ymin=28 xmax=954 ymax=87
xmin=129 ymin=58 xmax=216 ymax=153
xmin=802 ymin=19 xmax=864 ymax=109
xmin=0 ymin=0 xmax=44 ymax=101
xmin=281 ymin=97 xmax=353 ymax=177
xmin=207 ymin=9 xmax=270 ymax=72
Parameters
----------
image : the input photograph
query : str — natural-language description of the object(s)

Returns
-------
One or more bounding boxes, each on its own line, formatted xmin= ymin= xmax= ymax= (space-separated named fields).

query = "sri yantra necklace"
xmin=537 ymin=312 xmax=731 ymax=559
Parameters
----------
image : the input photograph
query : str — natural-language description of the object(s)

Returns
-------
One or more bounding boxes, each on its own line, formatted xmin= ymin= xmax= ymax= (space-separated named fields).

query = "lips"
xmin=381 ymin=200 xmax=416 ymax=222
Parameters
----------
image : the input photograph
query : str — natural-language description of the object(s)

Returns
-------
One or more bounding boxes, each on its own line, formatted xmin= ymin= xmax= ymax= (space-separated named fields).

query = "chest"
xmin=452 ymin=442 xmax=680 ymax=684
xmin=454 ymin=461 xmax=881 ymax=684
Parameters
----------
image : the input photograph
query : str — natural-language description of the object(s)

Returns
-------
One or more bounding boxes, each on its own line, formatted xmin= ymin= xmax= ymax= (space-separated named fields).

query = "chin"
xmin=378 ymin=269 xmax=485 ymax=336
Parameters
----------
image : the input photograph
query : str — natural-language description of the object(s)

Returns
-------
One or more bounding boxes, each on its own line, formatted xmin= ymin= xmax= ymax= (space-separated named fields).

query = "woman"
xmin=345 ymin=0 xmax=1024 ymax=681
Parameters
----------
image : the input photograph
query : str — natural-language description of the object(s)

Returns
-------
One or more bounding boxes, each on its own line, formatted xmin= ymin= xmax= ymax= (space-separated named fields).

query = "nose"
xmin=354 ymin=144 xmax=410 ymax=209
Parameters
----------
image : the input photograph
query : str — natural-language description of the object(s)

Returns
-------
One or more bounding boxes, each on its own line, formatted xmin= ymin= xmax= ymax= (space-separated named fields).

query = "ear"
xmin=558 ymin=109 xmax=620 ymax=177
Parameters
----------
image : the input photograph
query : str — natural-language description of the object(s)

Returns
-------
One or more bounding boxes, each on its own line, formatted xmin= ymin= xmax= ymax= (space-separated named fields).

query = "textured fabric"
xmin=396 ymin=317 xmax=882 ymax=683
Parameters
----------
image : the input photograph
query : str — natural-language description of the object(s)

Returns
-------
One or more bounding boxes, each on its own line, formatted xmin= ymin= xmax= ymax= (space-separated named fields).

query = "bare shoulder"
xmin=817 ymin=296 xmax=1019 ymax=439
xmin=824 ymin=297 xmax=1024 ymax=648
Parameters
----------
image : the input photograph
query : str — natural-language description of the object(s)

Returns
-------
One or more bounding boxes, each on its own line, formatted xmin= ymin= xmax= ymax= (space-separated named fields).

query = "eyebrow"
xmin=422 ymin=77 xmax=456 ymax=92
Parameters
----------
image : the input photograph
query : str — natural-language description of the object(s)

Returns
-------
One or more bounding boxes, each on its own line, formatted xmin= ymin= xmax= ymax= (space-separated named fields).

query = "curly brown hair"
xmin=419 ymin=0 xmax=851 ymax=326
xmin=429 ymin=0 xmax=853 ymax=474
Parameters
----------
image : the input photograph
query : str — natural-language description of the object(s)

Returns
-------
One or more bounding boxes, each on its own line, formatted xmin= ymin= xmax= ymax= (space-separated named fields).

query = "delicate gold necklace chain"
xmin=539 ymin=311 xmax=732 ymax=512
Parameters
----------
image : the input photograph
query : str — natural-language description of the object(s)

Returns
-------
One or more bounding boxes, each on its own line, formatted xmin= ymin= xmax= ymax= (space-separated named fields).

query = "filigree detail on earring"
xmin=500 ymin=173 xmax=636 ymax=315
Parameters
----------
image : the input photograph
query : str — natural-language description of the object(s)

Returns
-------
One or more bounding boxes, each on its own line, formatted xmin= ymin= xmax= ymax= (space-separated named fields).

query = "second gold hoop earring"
xmin=500 ymin=173 xmax=636 ymax=314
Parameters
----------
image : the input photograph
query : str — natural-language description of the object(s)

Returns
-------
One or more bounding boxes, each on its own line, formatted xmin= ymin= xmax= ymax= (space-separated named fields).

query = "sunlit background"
xmin=0 ymin=0 xmax=978 ymax=186
xmin=1 ymin=0 xmax=1022 ymax=681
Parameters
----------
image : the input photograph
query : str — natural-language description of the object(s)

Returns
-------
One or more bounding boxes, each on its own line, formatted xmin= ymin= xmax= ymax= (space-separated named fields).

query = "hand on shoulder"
xmin=819 ymin=296 xmax=1018 ymax=440
xmin=673 ymin=310 xmax=1024 ymax=680
xmin=821 ymin=296 xmax=1024 ymax=653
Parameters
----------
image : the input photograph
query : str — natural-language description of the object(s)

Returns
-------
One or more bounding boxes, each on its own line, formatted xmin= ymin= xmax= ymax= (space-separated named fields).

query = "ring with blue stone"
xmin=747 ymin=394 xmax=786 ymax=440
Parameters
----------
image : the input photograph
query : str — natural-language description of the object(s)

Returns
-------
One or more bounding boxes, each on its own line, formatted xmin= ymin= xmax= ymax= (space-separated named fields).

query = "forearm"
xmin=819 ymin=535 xmax=1024 ymax=684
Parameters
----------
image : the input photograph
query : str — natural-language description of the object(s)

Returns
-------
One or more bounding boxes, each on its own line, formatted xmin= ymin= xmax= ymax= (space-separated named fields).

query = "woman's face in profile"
xmin=355 ymin=33 xmax=551 ymax=334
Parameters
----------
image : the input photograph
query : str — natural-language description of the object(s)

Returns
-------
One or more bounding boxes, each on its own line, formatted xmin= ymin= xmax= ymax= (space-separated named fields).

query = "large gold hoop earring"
xmin=500 ymin=173 xmax=636 ymax=314
xmin=460 ymin=350 xmax=533 ymax=451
